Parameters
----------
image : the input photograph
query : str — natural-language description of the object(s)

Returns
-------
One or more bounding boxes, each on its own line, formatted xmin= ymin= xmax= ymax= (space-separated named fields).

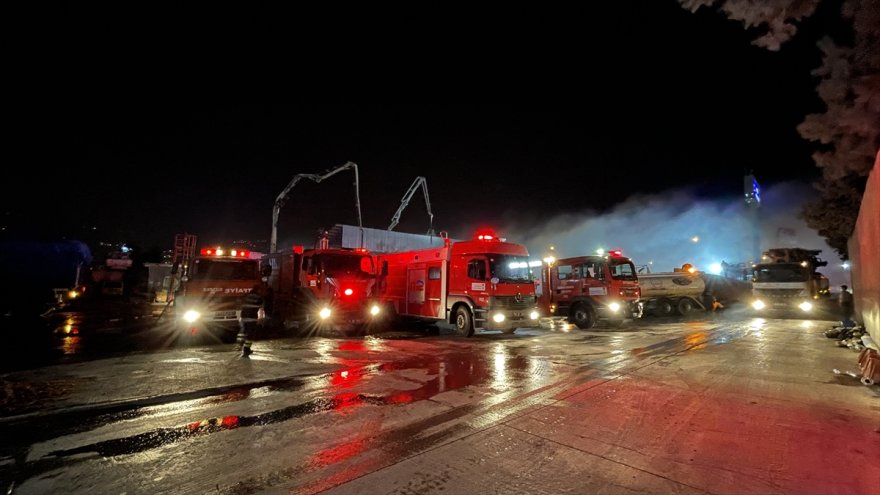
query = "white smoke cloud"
xmin=506 ymin=181 xmax=849 ymax=286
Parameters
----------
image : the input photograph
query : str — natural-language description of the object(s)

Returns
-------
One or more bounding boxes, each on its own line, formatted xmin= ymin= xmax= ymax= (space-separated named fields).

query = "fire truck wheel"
xmin=655 ymin=298 xmax=674 ymax=316
xmin=677 ymin=298 xmax=696 ymax=315
xmin=570 ymin=303 xmax=596 ymax=329
xmin=453 ymin=306 xmax=475 ymax=337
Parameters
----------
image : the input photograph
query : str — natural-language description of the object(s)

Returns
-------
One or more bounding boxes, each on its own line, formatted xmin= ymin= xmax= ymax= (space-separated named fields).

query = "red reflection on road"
xmin=338 ymin=340 xmax=367 ymax=352
xmin=330 ymin=368 xmax=361 ymax=388
xmin=312 ymin=437 xmax=367 ymax=467
xmin=332 ymin=392 xmax=363 ymax=413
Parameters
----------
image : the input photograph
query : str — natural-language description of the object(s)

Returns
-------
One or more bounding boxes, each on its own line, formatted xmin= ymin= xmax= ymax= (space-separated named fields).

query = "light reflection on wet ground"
xmin=3 ymin=314 xmax=827 ymax=493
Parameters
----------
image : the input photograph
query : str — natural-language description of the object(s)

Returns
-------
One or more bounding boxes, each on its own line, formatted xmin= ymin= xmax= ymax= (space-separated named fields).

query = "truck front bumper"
xmin=480 ymin=306 xmax=542 ymax=330
xmin=596 ymin=300 xmax=643 ymax=320
xmin=751 ymin=297 xmax=816 ymax=314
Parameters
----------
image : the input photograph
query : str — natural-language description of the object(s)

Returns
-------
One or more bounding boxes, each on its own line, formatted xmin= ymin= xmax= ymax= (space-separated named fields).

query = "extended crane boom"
xmin=388 ymin=176 xmax=434 ymax=235
xmin=270 ymin=161 xmax=362 ymax=253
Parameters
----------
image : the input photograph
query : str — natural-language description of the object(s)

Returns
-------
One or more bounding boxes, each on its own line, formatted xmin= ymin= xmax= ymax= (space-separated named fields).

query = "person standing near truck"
xmin=838 ymin=285 xmax=854 ymax=324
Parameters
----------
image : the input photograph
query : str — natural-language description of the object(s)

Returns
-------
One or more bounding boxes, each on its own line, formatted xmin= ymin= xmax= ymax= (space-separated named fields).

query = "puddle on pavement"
xmin=2 ymin=321 xmax=761 ymax=487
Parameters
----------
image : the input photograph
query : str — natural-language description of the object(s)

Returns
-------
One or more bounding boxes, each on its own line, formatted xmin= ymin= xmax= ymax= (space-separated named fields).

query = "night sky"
xmin=3 ymin=1 xmax=849 ymax=253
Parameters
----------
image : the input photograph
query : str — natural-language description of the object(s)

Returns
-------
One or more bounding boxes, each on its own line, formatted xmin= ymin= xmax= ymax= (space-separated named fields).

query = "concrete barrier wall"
xmin=848 ymin=151 xmax=880 ymax=342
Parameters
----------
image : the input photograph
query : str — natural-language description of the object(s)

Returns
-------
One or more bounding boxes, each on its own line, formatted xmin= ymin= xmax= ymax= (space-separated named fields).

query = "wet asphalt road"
xmin=1 ymin=310 xmax=876 ymax=494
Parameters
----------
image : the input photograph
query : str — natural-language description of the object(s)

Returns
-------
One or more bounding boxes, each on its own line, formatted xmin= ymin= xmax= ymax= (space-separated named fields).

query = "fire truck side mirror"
xmin=381 ymin=261 xmax=389 ymax=276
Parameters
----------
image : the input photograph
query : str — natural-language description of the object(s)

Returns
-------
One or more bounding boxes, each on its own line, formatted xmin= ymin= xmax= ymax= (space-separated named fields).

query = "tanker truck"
xmin=638 ymin=264 xmax=751 ymax=316
xmin=638 ymin=265 xmax=709 ymax=316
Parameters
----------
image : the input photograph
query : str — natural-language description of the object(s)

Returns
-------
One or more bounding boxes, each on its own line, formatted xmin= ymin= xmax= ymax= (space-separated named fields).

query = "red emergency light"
xmin=354 ymin=247 xmax=369 ymax=253
xmin=200 ymin=248 xmax=249 ymax=257
xmin=474 ymin=228 xmax=498 ymax=241
xmin=344 ymin=288 xmax=354 ymax=296
xmin=609 ymin=249 xmax=623 ymax=258
xmin=293 ymin=245 xmax=304 ymax=254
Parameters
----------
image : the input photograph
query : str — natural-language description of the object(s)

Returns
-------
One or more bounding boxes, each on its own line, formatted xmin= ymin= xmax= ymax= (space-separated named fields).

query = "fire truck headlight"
xmin=183 ymin=310 xmax=201 ymax=323
xmin=529 ymin=310 xmax=539 ymax=320
xmin=798 ymin=301 xmax=813 ymax=312
xmin=67 ymin=290 xmax=79 ymax=299
xmin=319 ymin=307 xmax=332 ymax=320
xmin=608 ymin=302 xmax=621 ymax=312
xmin=752 ymin=300 xmax=765 ymax=310
xmin=492 ymin=313 xmax=506 ymax=323
xmin=370 ymin=305 xmax=380 ymax=316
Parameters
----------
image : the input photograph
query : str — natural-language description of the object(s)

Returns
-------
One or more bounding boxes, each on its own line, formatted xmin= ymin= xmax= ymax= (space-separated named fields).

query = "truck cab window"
xmin=583 ymin=261 xmax=604 ymax=280
xmin=304 ymin=257 xmax=315 ymax=275
xmin=467 ymin=259 xmax=487 ymax=280
xmin=557 ymin=265 xmax=572 ymax=280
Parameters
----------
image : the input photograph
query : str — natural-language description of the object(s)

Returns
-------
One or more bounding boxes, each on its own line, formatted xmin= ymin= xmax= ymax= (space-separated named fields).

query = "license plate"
xmin=213 ymin=310 xmax=238 ymax=319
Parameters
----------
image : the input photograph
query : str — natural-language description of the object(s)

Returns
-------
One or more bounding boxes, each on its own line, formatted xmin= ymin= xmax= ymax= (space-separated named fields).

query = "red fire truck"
xmin=376 ymin=230 xmax=541 ymax=336
xmin=539 ymin=250 xmax=642 ymax=328
xmin=173 ymin=247 xmax=264 ymax=341
xmin=261 ymin=244 xmax=384 ymax=331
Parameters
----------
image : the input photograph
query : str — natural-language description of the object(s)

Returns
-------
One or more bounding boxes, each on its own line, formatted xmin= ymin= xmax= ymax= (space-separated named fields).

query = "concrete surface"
xmin=1 ymin=315 xmax=878 ymax=494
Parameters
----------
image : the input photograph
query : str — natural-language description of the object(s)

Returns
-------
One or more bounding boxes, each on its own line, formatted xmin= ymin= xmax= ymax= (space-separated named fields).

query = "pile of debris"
xmin=824 ymin=321 xmax=880 ymax=386
xmin=825 ymin=323 xmax=869 ymax=351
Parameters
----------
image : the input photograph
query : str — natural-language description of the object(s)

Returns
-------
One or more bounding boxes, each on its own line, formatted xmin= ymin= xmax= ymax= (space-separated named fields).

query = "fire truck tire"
xmin=677 ymin=298 xmax=696 ymax=315
xmin=655 ymin=298 xmax=674 ymax=316
xmin=570 ymin=303 xmax=596 ymax=329
xmin=453 ymin=305 xmax=475 ymax=337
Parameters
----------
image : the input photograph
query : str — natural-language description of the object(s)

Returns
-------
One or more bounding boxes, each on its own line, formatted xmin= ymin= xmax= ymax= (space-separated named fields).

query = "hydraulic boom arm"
xmin=270 ymin=161 xmax=362 ymax=252
xmin=388 ymin=176 xmax=434 ymax=235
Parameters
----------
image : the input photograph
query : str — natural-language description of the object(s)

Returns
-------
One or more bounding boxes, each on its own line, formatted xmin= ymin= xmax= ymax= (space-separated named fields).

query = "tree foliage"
xmin=680 ymin=0 xmax=880 ymax=258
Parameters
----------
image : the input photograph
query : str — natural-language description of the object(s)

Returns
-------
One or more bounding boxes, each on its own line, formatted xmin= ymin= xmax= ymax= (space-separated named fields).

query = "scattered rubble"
xmin=826 ymin=322 xmax=879 ymax=387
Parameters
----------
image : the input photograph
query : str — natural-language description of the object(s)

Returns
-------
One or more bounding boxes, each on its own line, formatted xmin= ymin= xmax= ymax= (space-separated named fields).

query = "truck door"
xmin=426 ymin=263 xmax=443 ymax=318
xmin=406 ymin=265 xmax=427 ymax=316
xmin=582 ymin=260 xmax=608 ymax=297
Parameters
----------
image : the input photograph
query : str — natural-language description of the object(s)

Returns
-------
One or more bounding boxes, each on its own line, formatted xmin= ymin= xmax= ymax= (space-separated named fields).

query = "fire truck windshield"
xmin=319 ymin=254 xmax=375 ymax=278
xmin=489 ymin=255 xmax=533 ymax=283
xmin=190 ymin=259 xmax=259 ymax=281
xmin=610 ymin=260 xmax=637 ymax=280
xmin=753 ymin=264 xmax=809 ymax=283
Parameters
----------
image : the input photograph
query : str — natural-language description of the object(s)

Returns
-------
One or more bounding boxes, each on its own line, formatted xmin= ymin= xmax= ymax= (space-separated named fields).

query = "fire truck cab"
xmin=173 ymin=247 xmax=263 ymax=341
xmin=540 ymin=250 xmax=642 ymax=329
xmin=261 ymin=245 xmax=384 ymax=331
xmin=376 ymin=230 xmax=541 ymax=336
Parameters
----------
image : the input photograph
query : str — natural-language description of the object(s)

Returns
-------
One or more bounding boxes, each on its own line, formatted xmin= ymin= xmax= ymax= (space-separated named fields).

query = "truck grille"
xmin=209 ymin=310 xmax=239 ymax=321
xmin=755 ymin=289 xmax=803 ymax=297
xmin=490 ymin=295 xmax=536 ymax=309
